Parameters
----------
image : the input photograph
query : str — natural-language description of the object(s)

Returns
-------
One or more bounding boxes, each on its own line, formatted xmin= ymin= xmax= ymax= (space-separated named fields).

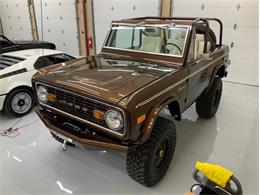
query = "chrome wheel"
xmin=11 ymin=92 xmax=32 ymax=114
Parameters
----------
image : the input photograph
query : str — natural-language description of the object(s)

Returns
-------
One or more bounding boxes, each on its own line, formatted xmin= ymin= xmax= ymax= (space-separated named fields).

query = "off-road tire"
xmin=51 ymin=132 xmax=76 ymax=147
xmin=126 ymin=116 xmax=176 ymax=187
xmin=196 ymin=77 xmax=222 ymax=118
xmin=196 ymin=24 xmax=217 ymax=44
xmin=4 ymin=88 xmax=34 ymax=117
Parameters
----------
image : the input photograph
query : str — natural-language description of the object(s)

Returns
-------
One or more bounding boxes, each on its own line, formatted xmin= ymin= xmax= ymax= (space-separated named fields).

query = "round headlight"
xmin=105 ymin=110 xmax=123 ymax=131
xmin=37 ymin=86 xmax=48 ymax=103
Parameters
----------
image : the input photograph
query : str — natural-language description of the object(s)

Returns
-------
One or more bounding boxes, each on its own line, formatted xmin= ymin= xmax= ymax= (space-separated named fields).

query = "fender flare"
xmin=207 ymin=62 xmax=226 ymax=91
xmin=139 ymin=96 xmax=181 ymax=144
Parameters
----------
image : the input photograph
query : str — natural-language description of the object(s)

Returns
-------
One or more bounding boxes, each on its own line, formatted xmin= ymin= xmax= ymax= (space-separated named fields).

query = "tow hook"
xmin=62 ymin=140 xmax=68 ymax=151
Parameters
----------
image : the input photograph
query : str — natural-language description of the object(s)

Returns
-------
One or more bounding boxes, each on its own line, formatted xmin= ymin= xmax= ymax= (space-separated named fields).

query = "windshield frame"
xmin=102 ymin=23 xmax=191 ymax=60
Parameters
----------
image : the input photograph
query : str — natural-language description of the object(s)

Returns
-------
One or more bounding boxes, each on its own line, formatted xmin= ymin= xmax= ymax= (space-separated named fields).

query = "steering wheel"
xmin=165 ymin=43 xmax=182 ymax=55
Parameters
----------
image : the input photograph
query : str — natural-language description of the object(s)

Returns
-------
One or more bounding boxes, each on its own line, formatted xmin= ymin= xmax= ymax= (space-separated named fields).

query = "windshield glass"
xmin=105 ymin=25 xmax=188 ymax=57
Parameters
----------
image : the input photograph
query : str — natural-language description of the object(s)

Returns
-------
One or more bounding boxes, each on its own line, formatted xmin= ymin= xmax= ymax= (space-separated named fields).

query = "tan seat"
xmin=194 ymin=34 xmax=212 ymax=59
xmin=139 ymin=28 xmax=163 ymax=53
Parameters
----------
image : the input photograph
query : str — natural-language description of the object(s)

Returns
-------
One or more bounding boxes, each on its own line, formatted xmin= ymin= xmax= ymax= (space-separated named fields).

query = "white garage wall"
xmin=94 ymin=0 xmax=160 ymax=53
xmin=172 ymin=0 xmax=259 ymax=85
xmin=0 ymin=0 xmax=33 ymax=40
xmin=34 ymin=0 xmax=80 ymax=56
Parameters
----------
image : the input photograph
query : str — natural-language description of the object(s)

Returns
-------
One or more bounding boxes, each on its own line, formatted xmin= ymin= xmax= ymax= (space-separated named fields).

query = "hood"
xmin=36 ymin=55 xmax=178 ymax=103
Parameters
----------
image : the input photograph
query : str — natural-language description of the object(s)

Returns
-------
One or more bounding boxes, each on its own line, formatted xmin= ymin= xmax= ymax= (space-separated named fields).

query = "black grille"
xmin=44 ymin=85 xmax=121 ymax=130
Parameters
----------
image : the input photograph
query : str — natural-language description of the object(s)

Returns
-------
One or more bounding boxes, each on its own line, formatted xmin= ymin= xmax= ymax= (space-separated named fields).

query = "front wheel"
xmin=4 ymin=88 xmax=34 ymax=117
xmin=196 ymin=77 xmax=223 ymax=118
xmin=126 ymin=116 xmax=176 ymax=187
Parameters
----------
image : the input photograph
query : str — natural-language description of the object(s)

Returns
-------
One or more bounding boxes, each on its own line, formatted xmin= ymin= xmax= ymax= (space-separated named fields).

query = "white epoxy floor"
xmin=0 ymin=82 xmax=258 ymax=195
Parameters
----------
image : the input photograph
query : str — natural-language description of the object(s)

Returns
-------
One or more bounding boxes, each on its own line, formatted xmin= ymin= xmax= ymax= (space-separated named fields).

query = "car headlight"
xmin=37 ymin=86 xmax=48 ymax=103
xmin=105 ymin=110 xmax=123 ymax=131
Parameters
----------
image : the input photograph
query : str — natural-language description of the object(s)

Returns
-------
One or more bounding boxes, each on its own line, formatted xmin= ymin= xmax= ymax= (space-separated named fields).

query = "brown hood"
xmin=35 ymin=55 xmax=178 ymax=104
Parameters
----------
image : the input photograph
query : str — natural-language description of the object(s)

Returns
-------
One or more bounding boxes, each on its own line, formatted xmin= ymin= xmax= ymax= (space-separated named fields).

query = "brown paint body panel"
xmin=32 ymin=17 xmax=230 ymax=150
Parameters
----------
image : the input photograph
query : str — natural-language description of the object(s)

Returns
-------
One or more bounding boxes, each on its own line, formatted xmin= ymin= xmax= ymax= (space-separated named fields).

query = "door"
xmin=186 ymin=29 xmax=212 ymax=104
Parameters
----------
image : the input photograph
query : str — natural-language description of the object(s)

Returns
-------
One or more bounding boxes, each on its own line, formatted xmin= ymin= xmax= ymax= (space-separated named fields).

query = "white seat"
xmin=139 ymin=28 xmax=163 ymax=53
xmin=194 ymin=34 xmax=212 ymax=59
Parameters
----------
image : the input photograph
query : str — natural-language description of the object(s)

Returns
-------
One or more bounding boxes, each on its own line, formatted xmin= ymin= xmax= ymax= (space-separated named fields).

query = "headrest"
xmin=143 ymin=28 xmax=161 ymax=37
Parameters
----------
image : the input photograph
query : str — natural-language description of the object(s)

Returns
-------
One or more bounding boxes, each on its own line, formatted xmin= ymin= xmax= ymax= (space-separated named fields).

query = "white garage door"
xmin=0 ymin=0 xmax=33 ymax=40
xmin=34 ymin=0 xmax=80 ymax=56
xmin=172 ymin=0 xmax=259 ymax=86
xmin=94 ymin=0 xmax=160 ymax=53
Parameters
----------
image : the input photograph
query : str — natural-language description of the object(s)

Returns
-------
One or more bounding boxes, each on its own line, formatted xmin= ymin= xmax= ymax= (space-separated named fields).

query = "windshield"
xmin=105 ymin=25 xmax=188 ymax=57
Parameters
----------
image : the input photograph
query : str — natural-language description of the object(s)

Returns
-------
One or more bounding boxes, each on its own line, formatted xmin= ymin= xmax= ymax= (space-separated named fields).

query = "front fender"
xmin=138 ymin=96 xmax=180 ymax=144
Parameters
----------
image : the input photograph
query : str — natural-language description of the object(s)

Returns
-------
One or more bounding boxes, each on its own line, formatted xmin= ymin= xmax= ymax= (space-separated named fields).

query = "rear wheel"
xmin=196 ymin=77 xmax=222 ymax=118
xmin=126 ymin=116 xmax=176 ymax=187
xmin=4 ymin=88 xmax=34 ymax=117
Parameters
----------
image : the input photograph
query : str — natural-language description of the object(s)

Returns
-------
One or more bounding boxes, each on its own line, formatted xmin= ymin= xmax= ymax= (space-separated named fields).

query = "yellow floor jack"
xmin=190 ymin=162 xmax=243 ymax=195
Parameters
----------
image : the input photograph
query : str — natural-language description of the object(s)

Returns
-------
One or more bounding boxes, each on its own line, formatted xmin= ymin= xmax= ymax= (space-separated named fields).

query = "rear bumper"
xmin=0 ymin=95 xmax=6 ymax=111
xmin=36 ymin=108 xmax=133 ymax=152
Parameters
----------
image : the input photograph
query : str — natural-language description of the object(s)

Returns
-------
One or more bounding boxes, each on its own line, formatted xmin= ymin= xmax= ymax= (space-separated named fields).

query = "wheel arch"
xmin=4 ymin=85 xmax=34 ymax=106
xmin=139 ymin=96 xmax=181 ymax=144
xmin=168 ymin=100 xmax=181 ymax=121
xmin=207 ymin=63 xmax=226 ymax=91
xmin=216 ymin=64 xmax=227 ymax=78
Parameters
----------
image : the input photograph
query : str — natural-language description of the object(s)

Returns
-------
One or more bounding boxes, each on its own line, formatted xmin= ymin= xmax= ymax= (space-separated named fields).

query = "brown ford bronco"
xmin=32 ymin=17 xmax=229 ymax=187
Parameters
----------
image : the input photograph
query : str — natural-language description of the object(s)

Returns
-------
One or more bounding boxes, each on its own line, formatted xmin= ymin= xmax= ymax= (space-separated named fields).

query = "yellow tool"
xmin=192 ymin=162 xmax=243 ymax=195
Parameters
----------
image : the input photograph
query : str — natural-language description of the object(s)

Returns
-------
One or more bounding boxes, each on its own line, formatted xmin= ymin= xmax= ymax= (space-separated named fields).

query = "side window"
xmin=46 ymin=53 xmax=75 ymax=64
xmin=34 ymin=56 xmax=53 ymax=70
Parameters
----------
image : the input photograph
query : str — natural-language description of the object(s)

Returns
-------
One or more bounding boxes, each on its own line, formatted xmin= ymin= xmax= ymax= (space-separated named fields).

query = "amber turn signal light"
xmin=48 ymin=94 xmax=56 ymax=102
xmin=137 ymin=114 xmax=146 ymax=124
xmin=93 ymin=110 xmax=105 ymax=120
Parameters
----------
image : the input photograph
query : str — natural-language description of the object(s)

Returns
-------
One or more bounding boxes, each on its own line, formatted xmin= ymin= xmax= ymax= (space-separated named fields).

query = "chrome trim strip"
xmin=102 ymin=24 xmax=191 ymax=58
xmin=35 ymin=82 xmax=126 ymax=137
xmin=136 ymin=54 xmax=224 ymax=108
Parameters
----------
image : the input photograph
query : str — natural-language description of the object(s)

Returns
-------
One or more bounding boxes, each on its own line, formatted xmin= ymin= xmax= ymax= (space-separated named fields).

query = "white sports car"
xmin=0 ymin=49 xmax=76 ymax=117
